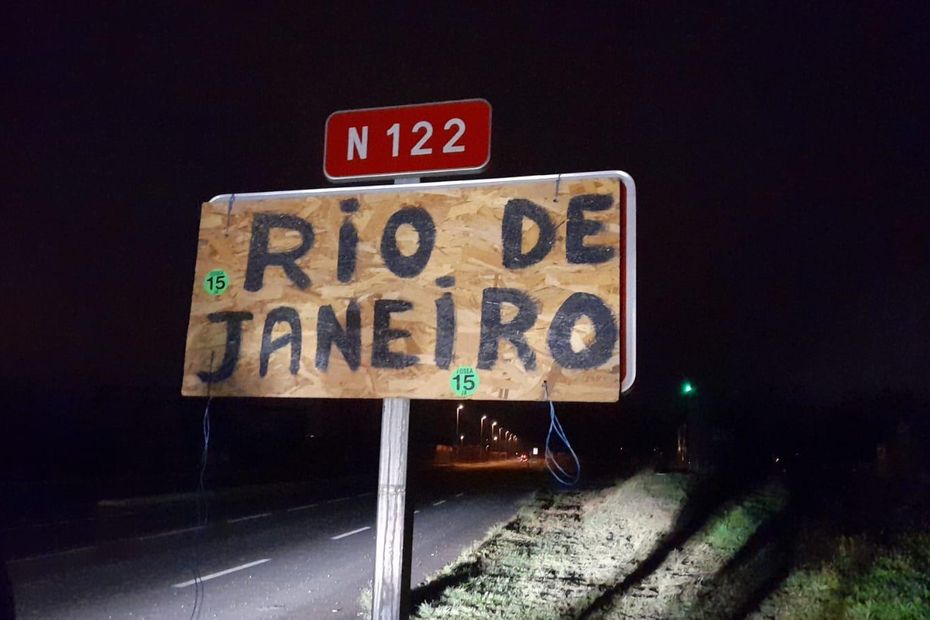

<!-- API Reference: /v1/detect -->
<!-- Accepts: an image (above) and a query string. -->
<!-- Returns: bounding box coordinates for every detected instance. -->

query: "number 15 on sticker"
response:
[204,269,229,296]
[450,366,479,397]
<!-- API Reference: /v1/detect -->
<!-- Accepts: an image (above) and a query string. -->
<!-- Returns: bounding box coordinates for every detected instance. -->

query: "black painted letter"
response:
[260,307,301,377]
[434,292,455,369]
[380,207,436,278]
[372,299,418,368]
[244,213,314,291]
[547,292,618,369]
[566,194,615,264]
[337,199,359,283]
[316,301,361,371]
[197,311,254,383]
[501,199,556,269]
[477,288,538,370]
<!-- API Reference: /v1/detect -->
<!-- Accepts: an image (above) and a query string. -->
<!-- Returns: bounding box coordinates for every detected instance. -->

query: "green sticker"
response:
[204,269,230,296]
[450,366,479,397]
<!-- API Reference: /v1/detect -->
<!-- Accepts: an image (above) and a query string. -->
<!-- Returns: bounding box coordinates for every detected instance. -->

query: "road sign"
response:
[324,99,491,181]
[182,171,635,401]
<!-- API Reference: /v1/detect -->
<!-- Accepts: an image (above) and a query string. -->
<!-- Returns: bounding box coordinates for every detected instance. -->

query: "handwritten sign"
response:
[182,172,635,402]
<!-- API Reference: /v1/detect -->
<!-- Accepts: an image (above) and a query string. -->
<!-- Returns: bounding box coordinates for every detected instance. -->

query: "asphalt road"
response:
[8,463,543,619]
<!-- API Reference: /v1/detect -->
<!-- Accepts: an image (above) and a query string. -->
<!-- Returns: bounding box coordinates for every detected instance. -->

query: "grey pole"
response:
[372,176,419,620]
[372,396,411,619]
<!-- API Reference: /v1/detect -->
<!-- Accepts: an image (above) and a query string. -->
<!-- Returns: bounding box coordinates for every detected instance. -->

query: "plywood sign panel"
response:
[182,172,635,402]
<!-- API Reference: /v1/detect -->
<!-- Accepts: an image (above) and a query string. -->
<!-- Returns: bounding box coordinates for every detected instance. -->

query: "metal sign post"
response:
[372,396,411,619]
[372,176,419,620]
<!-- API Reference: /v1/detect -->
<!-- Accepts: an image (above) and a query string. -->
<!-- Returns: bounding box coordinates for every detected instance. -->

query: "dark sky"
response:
[5,3,928,405]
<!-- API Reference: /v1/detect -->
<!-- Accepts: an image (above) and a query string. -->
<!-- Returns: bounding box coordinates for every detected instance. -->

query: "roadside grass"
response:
[703,486,786,554]
[847,535,930,620]
[361,469,929,619]
[358,581,371,618]
[409,471,691,619]
[591,483,788,619]
[754,532,930,620]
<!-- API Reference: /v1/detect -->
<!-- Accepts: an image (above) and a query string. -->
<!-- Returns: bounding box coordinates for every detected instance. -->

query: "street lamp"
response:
[679,379,697,472]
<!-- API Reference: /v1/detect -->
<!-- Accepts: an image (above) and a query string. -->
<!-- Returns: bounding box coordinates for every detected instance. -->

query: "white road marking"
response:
[414,510,420,514]
[172,558,270,588]
[13,545,96,563]
[289,492,368,512]
[432,499,447,506]
[454,492,465,498]
[228,512,272,524]
[137,525,205,541]
[331,526,371,540]
[0,516,95,533]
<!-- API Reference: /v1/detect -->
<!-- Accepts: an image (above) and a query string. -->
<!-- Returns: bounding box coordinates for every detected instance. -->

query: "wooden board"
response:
[182,172,635,402]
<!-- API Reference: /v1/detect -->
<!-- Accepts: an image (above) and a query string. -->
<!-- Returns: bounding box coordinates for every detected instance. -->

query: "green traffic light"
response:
[681,381,695,396]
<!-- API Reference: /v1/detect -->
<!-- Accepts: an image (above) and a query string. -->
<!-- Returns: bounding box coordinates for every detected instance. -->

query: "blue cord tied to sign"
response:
[544,381,581,486]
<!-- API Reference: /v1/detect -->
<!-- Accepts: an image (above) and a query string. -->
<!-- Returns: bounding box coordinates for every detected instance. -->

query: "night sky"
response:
[5,3,928,408]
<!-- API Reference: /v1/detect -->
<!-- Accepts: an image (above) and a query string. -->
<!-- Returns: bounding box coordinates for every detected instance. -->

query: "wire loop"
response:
[543,381,581,485]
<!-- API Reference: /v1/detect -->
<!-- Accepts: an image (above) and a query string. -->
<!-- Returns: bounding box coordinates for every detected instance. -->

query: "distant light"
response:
[681,380,695,396]
[532,447,539,455]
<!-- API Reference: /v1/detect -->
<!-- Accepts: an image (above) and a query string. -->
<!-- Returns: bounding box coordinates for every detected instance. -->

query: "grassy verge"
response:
[590,483,787,619]
[373,469,929,619]
[410,471,690,619]
[752,532,930,620]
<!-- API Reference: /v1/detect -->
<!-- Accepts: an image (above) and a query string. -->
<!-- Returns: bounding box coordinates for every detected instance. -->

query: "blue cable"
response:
[543,382,581,486]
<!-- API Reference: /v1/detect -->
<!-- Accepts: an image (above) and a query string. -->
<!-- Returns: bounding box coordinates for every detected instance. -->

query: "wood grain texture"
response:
[182,173,631,402]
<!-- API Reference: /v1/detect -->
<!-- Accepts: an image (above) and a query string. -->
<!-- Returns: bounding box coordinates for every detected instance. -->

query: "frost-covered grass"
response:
[590,483,787,620]
[373,469,930,619]
[410,471,690,619]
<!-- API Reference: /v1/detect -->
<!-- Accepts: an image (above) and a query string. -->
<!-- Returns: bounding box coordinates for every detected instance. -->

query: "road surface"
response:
[8,463,543,619]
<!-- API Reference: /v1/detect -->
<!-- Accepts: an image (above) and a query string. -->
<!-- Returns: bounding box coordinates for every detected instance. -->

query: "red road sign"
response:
[324,99,491,181]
